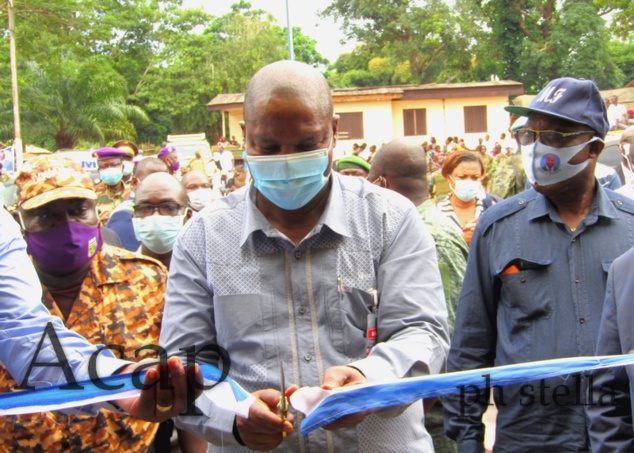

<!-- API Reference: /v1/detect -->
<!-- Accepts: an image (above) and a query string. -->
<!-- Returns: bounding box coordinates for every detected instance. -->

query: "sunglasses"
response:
[515,128,595,148]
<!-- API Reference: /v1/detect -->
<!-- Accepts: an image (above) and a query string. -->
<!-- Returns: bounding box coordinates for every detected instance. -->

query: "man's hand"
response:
[236,387,296,451]
[115,356,202,423]
[321,366,371,430]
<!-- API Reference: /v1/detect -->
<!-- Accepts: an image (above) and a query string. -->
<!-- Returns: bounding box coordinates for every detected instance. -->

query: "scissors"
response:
[278,360,289,439]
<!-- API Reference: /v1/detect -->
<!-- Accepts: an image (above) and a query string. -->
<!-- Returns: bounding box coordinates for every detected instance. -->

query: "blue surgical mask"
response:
[132,214,186,254]
[521,137,599,186]
[100,167,123,186]
[246,146,330,210]
[450,177,482,202]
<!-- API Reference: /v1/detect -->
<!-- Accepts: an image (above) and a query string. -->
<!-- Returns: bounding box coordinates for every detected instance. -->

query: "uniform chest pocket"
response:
[499,259,554,325]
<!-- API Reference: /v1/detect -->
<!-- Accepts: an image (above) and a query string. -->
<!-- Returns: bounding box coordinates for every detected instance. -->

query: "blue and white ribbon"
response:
[4,355,634,434]
[291,354,634,435]
[0,363,254,417]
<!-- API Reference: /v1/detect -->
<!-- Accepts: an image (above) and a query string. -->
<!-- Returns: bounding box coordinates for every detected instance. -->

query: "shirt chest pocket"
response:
[335,287,375,359]
[499,259,555,325]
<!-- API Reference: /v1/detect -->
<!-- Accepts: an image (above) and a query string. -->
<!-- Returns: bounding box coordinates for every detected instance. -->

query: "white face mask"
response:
[188,188,215,211]
[122,160,134,176]
[450,177,482,202]
[521,137,599,186]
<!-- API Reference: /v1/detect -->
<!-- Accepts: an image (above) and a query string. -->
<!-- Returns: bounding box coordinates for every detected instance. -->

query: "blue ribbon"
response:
[0,363,250,414]
[299,354,634,435]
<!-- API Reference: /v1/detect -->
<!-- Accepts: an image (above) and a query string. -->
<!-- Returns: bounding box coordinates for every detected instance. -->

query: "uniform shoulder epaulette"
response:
[606,190,634,215]
[476,190,538,233]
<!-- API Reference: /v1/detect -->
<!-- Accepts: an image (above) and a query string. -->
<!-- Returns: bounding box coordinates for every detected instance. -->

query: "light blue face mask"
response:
[99,167,123,186]
[132,214,186,254]
[246,146,330,211]
[450,177,482,202]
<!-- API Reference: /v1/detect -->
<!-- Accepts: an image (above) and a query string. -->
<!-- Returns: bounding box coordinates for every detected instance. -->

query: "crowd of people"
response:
[3,61,634,453]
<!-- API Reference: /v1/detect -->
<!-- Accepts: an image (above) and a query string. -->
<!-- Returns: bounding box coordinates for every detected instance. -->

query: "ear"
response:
[589,139,605,159]
[331,115,339,148]
[239,121,246,143]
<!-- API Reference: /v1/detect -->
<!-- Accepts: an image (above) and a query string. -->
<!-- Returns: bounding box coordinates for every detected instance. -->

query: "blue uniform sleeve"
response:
[0,209,123,387]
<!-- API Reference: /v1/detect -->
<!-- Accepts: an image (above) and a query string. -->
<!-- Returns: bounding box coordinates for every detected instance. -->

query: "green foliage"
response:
[323,0,474,85]
[595,0,634,40]
[324,0,631,90]
[607,39,634,85]
[0,0,328,148]
[13,54,148,150]
[275,26,330,67]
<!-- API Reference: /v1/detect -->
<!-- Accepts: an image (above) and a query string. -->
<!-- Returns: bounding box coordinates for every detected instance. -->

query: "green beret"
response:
[337,156,371,172]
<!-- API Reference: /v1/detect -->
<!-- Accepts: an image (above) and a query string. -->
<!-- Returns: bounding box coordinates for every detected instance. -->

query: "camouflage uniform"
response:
[430,169,451,204]
[94,181,131,224]
[0,244,166,453]
[417,200,467,333]
[418,200,468,453]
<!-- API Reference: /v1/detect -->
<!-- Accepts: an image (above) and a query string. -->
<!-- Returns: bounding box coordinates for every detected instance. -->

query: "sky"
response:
[181,0,357,63]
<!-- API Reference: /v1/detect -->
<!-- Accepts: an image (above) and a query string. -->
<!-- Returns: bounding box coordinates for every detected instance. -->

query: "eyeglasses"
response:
[515,128,595,148]
[367,175,386,188]
[134,202,186,218]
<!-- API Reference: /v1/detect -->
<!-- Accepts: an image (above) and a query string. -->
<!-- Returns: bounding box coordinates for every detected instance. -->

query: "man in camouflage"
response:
[112,139,141,184]
[93,147,132,223]
[367,139,468,453]
[0,155,166,452]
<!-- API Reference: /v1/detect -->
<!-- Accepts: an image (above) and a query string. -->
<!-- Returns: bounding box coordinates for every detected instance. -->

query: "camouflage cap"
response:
[16,155,96,210]
[112,139,139,158]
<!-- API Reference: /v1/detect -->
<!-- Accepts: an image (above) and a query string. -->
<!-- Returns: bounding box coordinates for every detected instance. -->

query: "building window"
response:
[464,106,488,133]
[336,112,364,140]
[403,108,427,136]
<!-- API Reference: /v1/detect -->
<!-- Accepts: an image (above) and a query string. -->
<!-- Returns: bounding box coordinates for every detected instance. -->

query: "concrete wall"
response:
[221,94,516,158]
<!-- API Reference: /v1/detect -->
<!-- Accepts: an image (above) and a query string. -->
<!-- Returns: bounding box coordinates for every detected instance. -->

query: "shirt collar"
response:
[239,172,351,247]
[528,181,619,221]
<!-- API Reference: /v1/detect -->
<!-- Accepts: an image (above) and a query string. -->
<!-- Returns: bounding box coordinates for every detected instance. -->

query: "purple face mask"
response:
[170,161,180,172]
[26,222,103,274]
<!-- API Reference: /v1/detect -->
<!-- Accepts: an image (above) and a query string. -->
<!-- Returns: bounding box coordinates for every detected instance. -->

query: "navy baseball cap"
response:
[505,77,609,139]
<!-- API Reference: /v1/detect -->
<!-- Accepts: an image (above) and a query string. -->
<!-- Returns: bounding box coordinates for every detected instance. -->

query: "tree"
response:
[322,0,476,85]
[595,0,634,40]
[15,54,148,150]
[275,25,329,68]
[0,0,329,148]
[324,0,629,90]
[131,1,329,142]
[607,38,634,85]
[483,0,623,91]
